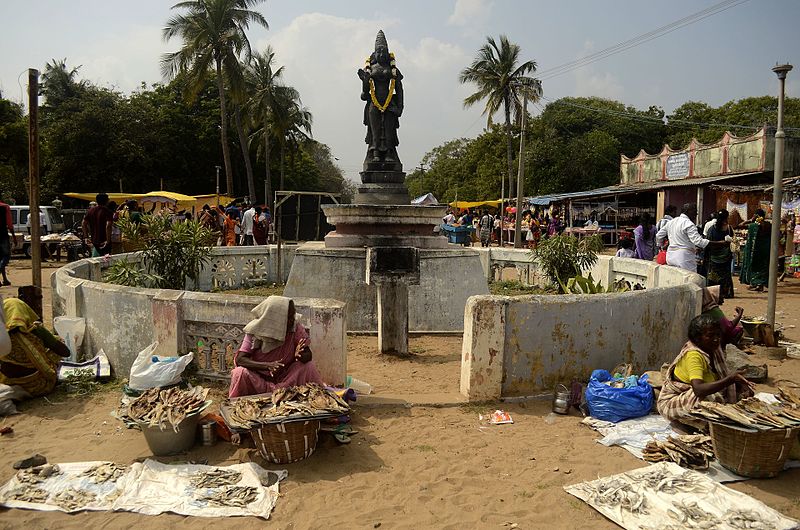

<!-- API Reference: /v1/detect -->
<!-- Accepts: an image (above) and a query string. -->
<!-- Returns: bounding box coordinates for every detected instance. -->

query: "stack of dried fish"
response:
[633,467,710,495]
[225,383,349,429]
[3,486,49,504]
[126,386,209,432]
[52,488,96,511]
[642,435,714,470]
[667,500,716,528]
[199,486,258,508]
[692,398,800,431]
[778,386,800,407]
[82,462,128,483]
[577,478,648,515]
[16,464,61,485]
[191,469,242,488]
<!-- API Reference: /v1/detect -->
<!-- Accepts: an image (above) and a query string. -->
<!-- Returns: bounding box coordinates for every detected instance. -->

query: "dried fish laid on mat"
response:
[16,464,61,485]
[692,399,800,430]
[3,486,49,504]
[642,434,714,471]
[629,467,711,494]
[778,386,800,407]
[81,462,128,483]
[126,385,209,432]
[52,488,97,511]
[199,486,259,508]
[226,383,349,428]
[668,500,718,529]
[573,478,648,516]
[190,469,243,488]
[724,508,772,530]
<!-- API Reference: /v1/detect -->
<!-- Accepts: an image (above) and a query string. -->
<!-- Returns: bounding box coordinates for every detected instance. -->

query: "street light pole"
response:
[215,165,221,208]
[767,63,792,327]
[514,90,528,248]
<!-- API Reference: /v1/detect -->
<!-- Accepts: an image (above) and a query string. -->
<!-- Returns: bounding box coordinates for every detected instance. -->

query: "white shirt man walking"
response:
[656,203,727,271]
[241,205,256,246]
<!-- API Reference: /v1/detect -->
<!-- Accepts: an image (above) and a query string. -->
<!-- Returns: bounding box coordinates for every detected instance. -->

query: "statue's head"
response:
[373,30,390,64]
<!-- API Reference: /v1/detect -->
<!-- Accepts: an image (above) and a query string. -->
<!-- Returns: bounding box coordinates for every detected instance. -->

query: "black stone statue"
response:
[358,30,404,172]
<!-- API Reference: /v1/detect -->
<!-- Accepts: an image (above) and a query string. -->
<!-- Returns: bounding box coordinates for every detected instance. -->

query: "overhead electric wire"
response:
[534,0,750,81]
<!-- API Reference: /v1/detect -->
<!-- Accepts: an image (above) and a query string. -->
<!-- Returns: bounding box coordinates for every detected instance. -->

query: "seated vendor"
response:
[701,286,744,348]
[229,295,324,398]
[657,314,754,429]
[1,297,70,397]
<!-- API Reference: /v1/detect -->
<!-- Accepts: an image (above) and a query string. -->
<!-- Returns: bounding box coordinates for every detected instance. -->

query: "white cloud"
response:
[261,13,475,181]
[571,41,624,100]
[447,0,493,27]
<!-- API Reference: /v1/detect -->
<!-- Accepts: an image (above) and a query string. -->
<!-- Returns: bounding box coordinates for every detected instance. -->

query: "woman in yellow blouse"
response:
[657,314,754,429]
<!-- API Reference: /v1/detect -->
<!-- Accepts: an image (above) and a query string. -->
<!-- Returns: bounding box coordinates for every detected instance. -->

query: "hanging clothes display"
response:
[726,199,748,221]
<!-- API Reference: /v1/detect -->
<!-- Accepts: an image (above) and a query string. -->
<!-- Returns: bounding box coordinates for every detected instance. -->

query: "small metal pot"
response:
[553,384,570,415]
[199,420,217,446]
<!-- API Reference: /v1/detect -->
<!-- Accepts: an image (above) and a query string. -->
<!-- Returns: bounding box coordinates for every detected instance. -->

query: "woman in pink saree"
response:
[228,296,324,398]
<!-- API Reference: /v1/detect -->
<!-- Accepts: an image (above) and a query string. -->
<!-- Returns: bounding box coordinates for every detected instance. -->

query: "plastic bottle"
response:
[346,375,372,395]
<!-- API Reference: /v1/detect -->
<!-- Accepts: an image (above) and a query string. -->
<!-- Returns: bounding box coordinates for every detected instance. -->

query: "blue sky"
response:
[1,0,798,183]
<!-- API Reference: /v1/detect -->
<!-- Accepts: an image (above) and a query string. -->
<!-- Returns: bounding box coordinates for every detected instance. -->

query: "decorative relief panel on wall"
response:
[184,320,245,379]
[209,255,271,290]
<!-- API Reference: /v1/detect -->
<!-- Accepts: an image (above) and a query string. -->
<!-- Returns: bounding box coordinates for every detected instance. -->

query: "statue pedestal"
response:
[355,170,408,205]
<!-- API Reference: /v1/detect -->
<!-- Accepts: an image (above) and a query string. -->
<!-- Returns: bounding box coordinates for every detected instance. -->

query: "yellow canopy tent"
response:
[63,192,143,203]
[448,199,503,210]
[193,194,237,210]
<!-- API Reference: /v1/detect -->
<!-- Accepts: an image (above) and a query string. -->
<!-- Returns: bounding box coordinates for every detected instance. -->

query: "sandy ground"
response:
[0,258,799,528]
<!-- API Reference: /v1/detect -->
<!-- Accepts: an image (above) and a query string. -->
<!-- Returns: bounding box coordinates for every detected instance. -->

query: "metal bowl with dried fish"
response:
[124,386,212,432]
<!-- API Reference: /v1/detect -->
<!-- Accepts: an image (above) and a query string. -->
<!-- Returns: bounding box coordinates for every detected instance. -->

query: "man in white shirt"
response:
[656,205,677,233]
[240,205,256,246]
[702,212,718,237]
[656,203,728,271]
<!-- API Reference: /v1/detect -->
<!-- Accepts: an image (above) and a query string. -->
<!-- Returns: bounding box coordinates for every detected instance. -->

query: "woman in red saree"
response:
[228,296,324,398]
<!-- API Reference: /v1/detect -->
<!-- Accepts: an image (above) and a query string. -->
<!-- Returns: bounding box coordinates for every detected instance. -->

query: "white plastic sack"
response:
[0,384,31,416]
[53,316,85,362]
[128,342,194,391]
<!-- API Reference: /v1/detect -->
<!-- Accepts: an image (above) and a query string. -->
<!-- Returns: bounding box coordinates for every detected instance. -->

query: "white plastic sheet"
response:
[0,459,287,519]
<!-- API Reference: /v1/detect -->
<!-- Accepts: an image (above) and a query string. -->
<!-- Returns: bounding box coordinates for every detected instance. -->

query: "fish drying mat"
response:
[565,462,798,530]
[0,459,287,519]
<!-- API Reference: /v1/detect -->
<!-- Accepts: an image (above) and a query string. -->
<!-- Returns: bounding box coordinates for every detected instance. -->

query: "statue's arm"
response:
[394,74,404,116]
[358,68,370,101]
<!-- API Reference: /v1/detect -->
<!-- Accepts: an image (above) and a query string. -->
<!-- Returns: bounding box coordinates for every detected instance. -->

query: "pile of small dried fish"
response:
[642,434,714,470]
[226,383,349,428]
[692,398,800,430]
[126,386,209,432]
[668,500,717,529]
[3,486,49,504]
[82,462,128,483]
[724,508,771,529]
[631,467,710,494]
[579,478,648,515]
[191,469,242,488]
[778,386,800,407]
[52,488,97,511]
[199,486,258,508]
[16,464,61,485]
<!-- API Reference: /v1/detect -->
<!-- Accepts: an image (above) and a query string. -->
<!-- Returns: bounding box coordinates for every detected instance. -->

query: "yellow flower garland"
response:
[364,53,397,113]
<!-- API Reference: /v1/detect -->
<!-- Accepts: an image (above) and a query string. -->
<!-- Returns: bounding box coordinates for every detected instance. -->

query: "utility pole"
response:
[514,90,528,248]
[767,63,793,327]
[28,68,42,292]
[415,164,428,194]
[215,165,221,208]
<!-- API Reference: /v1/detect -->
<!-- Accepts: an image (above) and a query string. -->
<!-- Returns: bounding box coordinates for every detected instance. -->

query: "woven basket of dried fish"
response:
[251,419,321,464]
[710,422,800,478]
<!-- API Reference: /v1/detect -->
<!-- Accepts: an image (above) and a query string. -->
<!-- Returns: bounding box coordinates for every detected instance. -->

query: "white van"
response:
[10,206,66,256]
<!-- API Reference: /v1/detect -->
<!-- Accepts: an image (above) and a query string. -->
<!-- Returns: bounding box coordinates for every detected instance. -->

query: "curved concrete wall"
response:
[51,245,346,386]
[461,253,705,400]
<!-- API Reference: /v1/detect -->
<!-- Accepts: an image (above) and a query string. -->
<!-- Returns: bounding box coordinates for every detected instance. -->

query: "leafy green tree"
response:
[271,88,312,191]
[161,0,268,196]
[459,35,542,199]
[0,94,28,202]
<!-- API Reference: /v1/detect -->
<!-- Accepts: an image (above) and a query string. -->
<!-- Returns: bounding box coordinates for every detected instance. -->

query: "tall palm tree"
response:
[459,35,542,200]
[41,58,86,108]
[271,87,312,191]
[244,46,292,210]
[161,0,268,196]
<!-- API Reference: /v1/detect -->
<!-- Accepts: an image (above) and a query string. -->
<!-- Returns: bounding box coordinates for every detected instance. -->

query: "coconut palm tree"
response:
[271,87,312,191]
[161,0,268,196]
[244,46,293,210]
[41,58,86,108]
[459,35,542,200]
